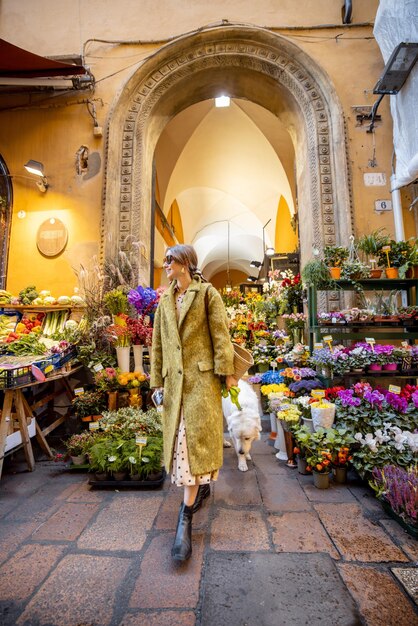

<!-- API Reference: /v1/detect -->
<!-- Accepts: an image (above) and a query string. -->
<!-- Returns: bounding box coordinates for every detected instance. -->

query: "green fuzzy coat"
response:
[150,277,234,476]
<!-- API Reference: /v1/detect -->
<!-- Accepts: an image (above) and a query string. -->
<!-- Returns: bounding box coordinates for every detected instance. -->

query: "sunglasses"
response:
[163,254,175,265]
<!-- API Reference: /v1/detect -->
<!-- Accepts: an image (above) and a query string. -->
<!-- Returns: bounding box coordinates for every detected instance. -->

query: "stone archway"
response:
[103,25,353,284]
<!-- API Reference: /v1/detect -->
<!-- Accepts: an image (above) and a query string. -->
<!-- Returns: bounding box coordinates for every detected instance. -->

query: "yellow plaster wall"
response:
[275,196,298,252]
[1,0,414,295]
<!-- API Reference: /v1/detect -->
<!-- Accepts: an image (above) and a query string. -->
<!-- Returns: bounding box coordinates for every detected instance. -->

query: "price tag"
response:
[74,387,85,396]
[365,338,375,351]
[382,245,391,252]
[388,385,401,395]
[136,436,147,446]
[93,363,104,372]
[89,421,100,431]
[311,389,326,398]
[45,364,54,374]
[381,246,391,268]
[401,341,409,349]
[323,335,333,342]
[322,335,333,352]
[270,361,277,371]
[314,343,323,350]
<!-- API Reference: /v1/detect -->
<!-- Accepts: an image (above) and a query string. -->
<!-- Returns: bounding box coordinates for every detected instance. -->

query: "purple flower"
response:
[298,367,317,379]
[363,389,385,407]
[247,375,262,384]
[337,389,361,407]
[384,392,408,413]
[128,286,158,315]
[412,390,418,408]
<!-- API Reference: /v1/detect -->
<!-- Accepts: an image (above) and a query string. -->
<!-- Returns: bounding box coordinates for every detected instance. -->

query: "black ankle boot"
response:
[192,483,210,514]
[171,502,193,561]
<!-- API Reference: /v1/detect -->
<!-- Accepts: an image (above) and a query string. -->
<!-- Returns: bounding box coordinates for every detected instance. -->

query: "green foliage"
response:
[357,229,390,258]
[323,246,349,267]
[301,259,332,288]
[72,391,107,419]
[104,289,129,315]
[377,240,412,269]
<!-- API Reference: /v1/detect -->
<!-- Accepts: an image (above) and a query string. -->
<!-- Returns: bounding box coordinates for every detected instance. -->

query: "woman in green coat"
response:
[151,244,237,561]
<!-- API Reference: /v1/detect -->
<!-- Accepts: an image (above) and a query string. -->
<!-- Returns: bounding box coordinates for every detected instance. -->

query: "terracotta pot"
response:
[329,267,341,279]
[368,364,382,371]
[385,267,399,279]
[113,471,128,481]
[369,269,382,278]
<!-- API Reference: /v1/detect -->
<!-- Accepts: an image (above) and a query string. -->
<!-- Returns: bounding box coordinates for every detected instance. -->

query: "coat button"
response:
[177,345,181,350]
[178,369,182,374]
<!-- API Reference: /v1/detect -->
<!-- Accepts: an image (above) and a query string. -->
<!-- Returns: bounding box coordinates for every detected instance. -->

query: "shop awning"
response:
[0,38,86,78]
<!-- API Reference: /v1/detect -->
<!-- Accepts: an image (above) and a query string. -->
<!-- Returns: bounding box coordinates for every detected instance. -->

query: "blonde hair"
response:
[166,244,206,281]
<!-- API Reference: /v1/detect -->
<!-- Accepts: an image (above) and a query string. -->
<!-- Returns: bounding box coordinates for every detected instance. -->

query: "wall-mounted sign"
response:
[363,173,387,186]
[36,218,68,257]
[374,199,393,212]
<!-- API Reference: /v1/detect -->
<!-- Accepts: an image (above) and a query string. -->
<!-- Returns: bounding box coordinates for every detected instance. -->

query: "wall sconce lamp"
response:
[360,42,418,133]
[24,160,49,192]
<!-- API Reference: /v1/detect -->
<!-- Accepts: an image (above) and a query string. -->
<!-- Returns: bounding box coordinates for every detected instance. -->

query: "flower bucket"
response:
[311,405,335,431]
[133,344,145,373]
[274,417,288,460]
[333,466,347,484]
[107,391,118,411]
[297,456,309,475]
[368,364,382,372]
[269,412,277,440]
[116,346,130,372]
[385,267,399,279]
[313,471,330,489]
[302,417,314,433]
[329,267,341,279]
[233,343,254,379]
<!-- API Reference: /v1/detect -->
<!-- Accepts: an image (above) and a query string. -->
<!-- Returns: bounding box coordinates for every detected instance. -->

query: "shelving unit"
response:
[308,278,418,351]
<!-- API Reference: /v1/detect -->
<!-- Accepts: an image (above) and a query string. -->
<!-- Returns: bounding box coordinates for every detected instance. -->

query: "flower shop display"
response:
[370,465,417,537]
[83,406,164,483]
[281,312,306,345]
[357,228,390,277]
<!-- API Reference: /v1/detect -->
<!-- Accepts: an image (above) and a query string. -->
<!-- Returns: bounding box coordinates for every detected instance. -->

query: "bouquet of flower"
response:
[128,286,160,316]
[282,312,306,330]
[64,431,95,457]
[117,371,149,390]
[278,272,303,314]
[277,403,301,426]
[94,367,120,392]
[126,315,153,346]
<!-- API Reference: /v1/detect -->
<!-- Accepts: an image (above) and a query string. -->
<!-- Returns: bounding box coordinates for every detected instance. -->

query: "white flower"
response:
[354,433,364,442]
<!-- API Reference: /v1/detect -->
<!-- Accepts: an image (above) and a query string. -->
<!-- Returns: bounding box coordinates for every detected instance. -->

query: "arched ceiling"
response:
[155,98,296,279]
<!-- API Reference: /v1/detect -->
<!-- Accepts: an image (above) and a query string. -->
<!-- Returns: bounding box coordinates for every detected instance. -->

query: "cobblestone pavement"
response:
[0,434,417,626]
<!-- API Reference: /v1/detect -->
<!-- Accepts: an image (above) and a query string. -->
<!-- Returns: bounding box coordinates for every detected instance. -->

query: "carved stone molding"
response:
[103,26,352,295]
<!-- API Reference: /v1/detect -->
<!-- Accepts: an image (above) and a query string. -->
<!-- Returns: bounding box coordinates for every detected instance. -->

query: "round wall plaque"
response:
[36,218,68,257]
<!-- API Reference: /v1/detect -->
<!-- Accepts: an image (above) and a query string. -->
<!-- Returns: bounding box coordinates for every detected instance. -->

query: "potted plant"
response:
[377,240,411,278]
[105,317,132,372]
[64,431,95,465]
[329,428,355,484]
[94,367,122,410]
[324,246,349,279]
[276,403,301,467]
[72,390,107,422]
[310,398,336,430]
[340,259,370,281]
[357,229,390,278]
[291,423,314,474]
[88,437,114,480]
[370,465,418,538]
[301,258,332,288]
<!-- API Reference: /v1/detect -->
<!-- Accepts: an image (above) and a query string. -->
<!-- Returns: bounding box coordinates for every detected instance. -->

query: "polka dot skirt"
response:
[171,410,219,487]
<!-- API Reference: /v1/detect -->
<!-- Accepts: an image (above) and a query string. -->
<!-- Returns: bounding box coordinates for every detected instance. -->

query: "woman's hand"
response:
[225,374,238,391]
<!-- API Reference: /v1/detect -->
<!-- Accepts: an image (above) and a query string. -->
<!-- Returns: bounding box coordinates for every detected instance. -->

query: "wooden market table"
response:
[0,365,82,479]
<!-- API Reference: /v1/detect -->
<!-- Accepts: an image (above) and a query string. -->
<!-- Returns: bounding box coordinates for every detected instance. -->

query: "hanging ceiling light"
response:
[265,247,275,257]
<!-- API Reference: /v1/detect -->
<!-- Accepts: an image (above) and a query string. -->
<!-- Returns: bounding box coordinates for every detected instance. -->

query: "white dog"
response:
[222,380,262,471]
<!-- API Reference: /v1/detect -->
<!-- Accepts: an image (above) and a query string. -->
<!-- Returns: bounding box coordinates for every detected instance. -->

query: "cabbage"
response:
[57,296,71,305]
[39,290,51,298]
[64,319,78,330]
[71,295,84,305]
[43,296,56,305]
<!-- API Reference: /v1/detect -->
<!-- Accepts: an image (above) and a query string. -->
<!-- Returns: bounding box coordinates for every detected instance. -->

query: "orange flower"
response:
[316,464,323,471]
